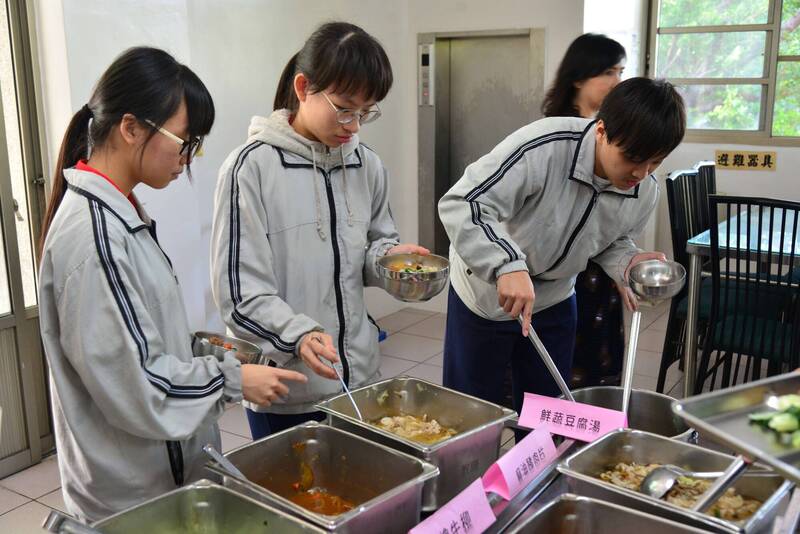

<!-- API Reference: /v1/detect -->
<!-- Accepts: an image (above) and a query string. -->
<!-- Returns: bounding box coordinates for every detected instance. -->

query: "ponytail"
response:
[273,53,299,111]
[38,105,93,260]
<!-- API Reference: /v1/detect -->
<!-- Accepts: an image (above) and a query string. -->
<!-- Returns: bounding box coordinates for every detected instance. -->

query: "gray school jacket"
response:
[438,117,659,320]
[210,110,400,414]
[38,168,243,522]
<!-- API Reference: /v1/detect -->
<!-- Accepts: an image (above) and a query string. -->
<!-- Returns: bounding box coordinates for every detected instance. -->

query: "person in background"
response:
[438,78,686,420]
[37,47,306,522]
[211,22,427,440]
[542,33,629,388]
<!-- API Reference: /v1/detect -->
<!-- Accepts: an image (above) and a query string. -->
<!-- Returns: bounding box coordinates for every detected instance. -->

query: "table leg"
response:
[683,254,702,396]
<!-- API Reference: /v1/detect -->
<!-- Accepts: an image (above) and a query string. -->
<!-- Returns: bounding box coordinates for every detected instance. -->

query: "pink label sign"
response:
[409,478,495,534]
[519,393,627,442]
[482,428,557,500]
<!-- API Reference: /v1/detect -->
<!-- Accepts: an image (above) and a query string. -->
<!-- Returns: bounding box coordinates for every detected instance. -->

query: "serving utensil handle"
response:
[518,317,574,402]
[42,511,103,534]
[621,310,641,415]
[691,455,749,513]
[203,443,247,480]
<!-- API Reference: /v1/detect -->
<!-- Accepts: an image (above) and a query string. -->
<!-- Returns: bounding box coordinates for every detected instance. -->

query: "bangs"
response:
[180,66,215,138]
[310,31,393,102]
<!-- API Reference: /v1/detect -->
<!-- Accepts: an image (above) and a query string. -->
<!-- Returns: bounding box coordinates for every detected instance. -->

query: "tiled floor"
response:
[0,305,674,532]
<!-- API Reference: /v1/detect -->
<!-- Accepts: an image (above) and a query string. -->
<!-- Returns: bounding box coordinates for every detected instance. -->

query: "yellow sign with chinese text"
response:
[715,150,776,171]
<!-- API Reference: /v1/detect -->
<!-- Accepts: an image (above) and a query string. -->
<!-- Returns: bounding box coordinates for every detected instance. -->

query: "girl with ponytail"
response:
[211,22,427,438]
[38,46,305,521]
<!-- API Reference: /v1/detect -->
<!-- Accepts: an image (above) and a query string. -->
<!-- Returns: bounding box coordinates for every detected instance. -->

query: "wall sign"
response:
[715,150,776,171]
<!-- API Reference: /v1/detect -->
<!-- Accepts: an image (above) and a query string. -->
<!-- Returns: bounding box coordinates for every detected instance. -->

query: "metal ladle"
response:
[622,260,686,415]
[625,261,752,512]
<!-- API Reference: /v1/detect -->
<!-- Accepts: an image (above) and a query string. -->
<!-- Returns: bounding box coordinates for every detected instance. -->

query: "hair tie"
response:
[82,103,93,117]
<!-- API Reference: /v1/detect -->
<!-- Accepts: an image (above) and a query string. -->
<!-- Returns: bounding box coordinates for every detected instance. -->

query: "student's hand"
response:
[621,251,668,311]
[297,332,339,380]
[241,364,307,406]
[616,283,638,312]
[387,244,430,256]
[497,271,535,336]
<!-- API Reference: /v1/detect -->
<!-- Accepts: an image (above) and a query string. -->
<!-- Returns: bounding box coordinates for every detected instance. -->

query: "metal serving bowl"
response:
[628,259,686,302]
[192,331,266,365]
[376,253,449,302]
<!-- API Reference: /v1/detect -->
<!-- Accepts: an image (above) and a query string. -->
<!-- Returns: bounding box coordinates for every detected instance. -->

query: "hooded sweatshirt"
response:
[211,110,400,414]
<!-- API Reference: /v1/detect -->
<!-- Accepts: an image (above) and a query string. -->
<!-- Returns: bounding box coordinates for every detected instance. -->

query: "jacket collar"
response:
[568,121,641,198]
[63,167,151,233]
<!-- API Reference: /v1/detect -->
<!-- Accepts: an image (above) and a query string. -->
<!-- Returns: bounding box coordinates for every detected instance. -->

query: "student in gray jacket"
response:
[211,22,426,439]
[37,48,305,522]
[438,78,686,416]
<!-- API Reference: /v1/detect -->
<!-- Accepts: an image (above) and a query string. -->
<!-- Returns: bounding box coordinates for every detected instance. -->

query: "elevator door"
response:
[449,35,538,189]
[417,30,544,256]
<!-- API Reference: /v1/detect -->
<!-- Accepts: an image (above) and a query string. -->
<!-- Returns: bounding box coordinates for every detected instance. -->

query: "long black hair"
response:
[542,33,626,118]
[273,21,393,111]
[39,46,215,256]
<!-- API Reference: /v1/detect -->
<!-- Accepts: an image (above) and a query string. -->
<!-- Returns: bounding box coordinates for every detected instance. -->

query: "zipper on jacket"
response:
[321,171,351,385]
[543,190,598,274]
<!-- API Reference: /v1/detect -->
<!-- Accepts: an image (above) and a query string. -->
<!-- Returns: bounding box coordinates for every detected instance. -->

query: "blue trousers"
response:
[443,286,577,416]
[245,409,326,440]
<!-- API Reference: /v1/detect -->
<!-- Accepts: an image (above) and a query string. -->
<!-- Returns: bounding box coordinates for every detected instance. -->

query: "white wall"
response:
[34,0,583,325]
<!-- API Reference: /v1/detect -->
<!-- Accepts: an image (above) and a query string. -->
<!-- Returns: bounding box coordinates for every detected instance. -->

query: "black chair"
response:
[656,162,716,392]
[694,196,800,393]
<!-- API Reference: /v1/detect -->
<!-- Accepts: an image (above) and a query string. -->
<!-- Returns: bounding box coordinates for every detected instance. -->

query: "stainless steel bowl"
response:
[376,253,449,302]
[563,387,696,442]
[628,260,686,302]
[192,331,266,365]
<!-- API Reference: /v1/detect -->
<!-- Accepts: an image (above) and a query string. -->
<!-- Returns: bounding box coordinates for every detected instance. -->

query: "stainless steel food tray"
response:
[673,372,800,486]
[93,479,324,533]
[557,429,792,533]
[205,421,437,533]
[315,376,516,511]
[507,493,709,533]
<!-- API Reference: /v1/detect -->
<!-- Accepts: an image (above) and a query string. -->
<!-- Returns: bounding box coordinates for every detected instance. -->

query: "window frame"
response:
[647,0,800,146]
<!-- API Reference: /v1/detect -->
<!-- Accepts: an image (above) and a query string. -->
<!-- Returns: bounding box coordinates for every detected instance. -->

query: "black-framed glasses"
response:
[321,93,381,125]
[144,119,204,159]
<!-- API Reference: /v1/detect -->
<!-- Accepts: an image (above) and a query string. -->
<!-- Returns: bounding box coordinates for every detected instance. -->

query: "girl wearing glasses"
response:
[211,22,426,438]
[38,47,306,521]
